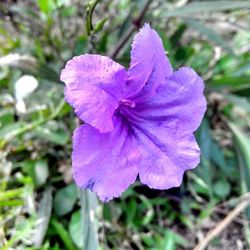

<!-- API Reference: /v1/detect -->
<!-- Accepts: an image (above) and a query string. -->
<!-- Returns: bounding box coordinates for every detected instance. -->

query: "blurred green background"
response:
[1,0,250,249]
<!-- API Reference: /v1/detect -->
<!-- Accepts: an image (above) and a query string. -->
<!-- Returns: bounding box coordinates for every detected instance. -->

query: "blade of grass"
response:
[229,122,250,247]
[209,75,250,87]
[185,19,234,54]
[164,1,250,18]
[229,123,250,174]
[0,188,23,201]
[0,200,24,207]
[51,218,77,250]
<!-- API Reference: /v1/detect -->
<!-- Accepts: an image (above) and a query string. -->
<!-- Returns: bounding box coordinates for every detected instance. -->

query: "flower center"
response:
[120,99,136,108]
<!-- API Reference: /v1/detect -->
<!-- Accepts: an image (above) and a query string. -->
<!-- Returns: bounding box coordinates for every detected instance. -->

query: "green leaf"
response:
[209,75,250,87]
[163,230,175,250]
[163,230,188,250]
[34,125,70,145]
[185,19,234,54]
[34,159,49,187]
[37,0,56,14]
[32,188,53,247]
[164,1,250,17]
[38,64,59,82]
[22,159,48,187]
[210,141,228,174]
[0,108,14,127]
[93,17,108,33]
[214,180,231,198]
[120,197,137,225]
[195,119,213,193]
[54,184,78,216]
[69,210,83,249]
[61,6,77,17]
[196,119,212,160]
[188,172,210,196]
[231,85,250,97]
[73,35,88,56]
[139,195,154,226]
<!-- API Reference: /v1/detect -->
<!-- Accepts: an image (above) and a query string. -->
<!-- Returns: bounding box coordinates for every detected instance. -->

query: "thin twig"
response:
[110,0,152,59]
[110,27,135,59]
[194,193,250,250]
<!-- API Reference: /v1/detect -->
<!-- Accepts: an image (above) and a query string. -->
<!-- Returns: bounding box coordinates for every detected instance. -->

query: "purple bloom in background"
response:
[60,24,206,202]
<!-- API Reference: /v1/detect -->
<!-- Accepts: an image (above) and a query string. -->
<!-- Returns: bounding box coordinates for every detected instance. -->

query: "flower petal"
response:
[61,54,127,132]
[125,23,173,101]
[72,116,140,201]
[131,67,206,136]
[134,122,200,189]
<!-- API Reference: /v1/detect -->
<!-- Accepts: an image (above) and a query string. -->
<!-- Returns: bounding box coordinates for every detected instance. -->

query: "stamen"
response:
[120,99,136,108]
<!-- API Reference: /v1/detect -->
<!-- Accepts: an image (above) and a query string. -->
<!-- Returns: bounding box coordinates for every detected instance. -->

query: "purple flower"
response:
[60,24,206,202]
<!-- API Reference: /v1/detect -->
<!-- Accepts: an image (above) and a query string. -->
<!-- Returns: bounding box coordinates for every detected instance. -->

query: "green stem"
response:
[86,0,101,36]
[80,189,99,250]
